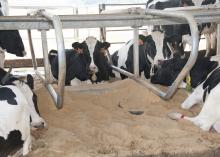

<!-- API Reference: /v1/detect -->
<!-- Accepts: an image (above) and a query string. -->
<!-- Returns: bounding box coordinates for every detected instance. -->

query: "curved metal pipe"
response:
[145,10,199,99]
[39,10,66,109]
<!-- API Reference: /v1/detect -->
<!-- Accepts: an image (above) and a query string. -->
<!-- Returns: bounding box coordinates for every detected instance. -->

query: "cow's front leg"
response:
[181,84,203,109]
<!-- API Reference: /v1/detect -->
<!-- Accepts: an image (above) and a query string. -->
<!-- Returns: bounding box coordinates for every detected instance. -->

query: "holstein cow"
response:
[150,51,218,87]
[112,35,152,79]
[111,33,182,79]
[168,67,220,131]
[49,36,112,85]
[0,68,46,156]
[0,1,26,68]
[146,0,219,57]
[0,2,26,68]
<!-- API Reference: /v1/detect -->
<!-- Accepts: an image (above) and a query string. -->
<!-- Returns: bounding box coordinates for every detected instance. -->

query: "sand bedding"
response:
[27,79,220,157]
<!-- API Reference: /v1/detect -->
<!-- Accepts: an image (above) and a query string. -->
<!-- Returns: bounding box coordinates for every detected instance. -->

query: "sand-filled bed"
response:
[28,79,220,157]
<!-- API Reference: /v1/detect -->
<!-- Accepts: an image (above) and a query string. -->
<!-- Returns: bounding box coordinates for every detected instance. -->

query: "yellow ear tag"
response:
[186,75,192,93]
[92,73,97,82]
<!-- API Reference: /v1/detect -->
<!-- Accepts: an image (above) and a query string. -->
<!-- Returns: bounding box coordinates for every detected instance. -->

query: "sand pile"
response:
[28,79,220,157]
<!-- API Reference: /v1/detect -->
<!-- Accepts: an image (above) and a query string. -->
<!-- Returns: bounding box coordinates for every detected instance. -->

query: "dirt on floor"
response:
[28,79,220,157]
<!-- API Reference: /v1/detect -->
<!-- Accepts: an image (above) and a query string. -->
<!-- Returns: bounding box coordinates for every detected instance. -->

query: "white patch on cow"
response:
[113,40,134,78]
[117,40,134,69]
[70,78,92,86]
[181,83,204,109]
[0,85,31,155]
[151,31,165,64]
[13,80,46,127]
[0,47,5,68]
[85,36,98,73]
[211,55,220,63]
[147,0,170,7]
[0,0,9,15]
[185,83,220,131]
[182,34,192,50]
[213,120,220,133]
[178,81,187,89]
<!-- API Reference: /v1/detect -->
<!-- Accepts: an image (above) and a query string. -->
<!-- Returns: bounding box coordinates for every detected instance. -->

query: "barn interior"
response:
[1,0,220,157]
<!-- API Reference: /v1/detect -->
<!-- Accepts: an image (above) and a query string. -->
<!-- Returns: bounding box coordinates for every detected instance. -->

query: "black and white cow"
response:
[49,36,112,85]
[0,4,26,69]
[0,68,46,156]
[146,0,219,57]
[150,51,218,87]
[111,33,183,79]
[168,66,220,131]
[112,35,152,79]
[0,1,26,68]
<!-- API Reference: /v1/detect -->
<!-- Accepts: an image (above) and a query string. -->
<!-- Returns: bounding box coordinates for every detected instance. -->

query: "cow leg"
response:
[211,32,217,50]
[181,84,203,109]
[22,133,31,156]
[22,121,31,156]
[205,34,211,57]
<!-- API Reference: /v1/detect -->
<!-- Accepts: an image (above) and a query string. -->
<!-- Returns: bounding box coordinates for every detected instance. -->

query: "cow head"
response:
[72,36,111,82]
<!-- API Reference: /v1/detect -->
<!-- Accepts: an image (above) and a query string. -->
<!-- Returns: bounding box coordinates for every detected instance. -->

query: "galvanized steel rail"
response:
[1,5,219,108]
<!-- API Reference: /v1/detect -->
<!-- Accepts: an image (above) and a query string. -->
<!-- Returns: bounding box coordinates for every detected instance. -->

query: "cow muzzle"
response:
[89,63,98,73]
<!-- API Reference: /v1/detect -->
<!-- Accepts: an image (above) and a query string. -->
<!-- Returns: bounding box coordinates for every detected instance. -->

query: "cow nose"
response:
[90,64,98,73]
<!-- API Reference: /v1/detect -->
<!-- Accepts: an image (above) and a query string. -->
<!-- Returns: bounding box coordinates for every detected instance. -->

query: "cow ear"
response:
[102,42,110,49]
[139,34,147,43]
[72,42,83,49]
[27,74,34,90]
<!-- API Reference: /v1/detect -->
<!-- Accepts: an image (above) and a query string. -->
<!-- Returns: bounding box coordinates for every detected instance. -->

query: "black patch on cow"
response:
[0,30,25,57]
[203,67,220,93]
[203,87,208,102]
[151,54,219,87]
[49,49,90,85]
[201,0,216,5]
[202,67,220,102]
[180,0,195,6]
[0,87,17,105]
[26,74,34,90]
[0,130,24,157]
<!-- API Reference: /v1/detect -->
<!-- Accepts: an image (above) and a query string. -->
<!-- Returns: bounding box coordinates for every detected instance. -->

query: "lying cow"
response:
[0,68,46,156]
[49,36,112,85]
[150,50,218,87]
[111,34,152,79]
[111,33,183,79]
[168,67,220,131]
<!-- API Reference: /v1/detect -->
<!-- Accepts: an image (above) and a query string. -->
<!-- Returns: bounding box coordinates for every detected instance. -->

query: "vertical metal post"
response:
[217,24,220,57]
[99,4,107,42]
[28,29,38,70]
[73,7,79,42]
[133,27,139,77]
[41,30,50,83]
[39,10,66,109]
